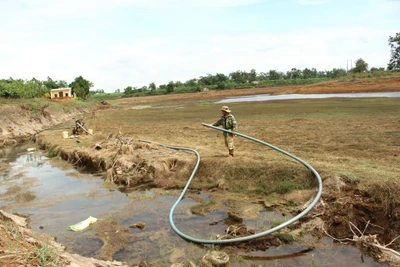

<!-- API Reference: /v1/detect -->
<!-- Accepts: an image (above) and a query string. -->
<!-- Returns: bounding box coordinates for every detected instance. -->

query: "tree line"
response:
[1,32,399,99]
[0,59,384,99]
[120,58,381,97]
[0,76,93,99]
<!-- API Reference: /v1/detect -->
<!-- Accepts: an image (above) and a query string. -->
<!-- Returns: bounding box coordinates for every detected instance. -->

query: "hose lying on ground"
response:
[29,121,93,143]
[29,126,75,143]
[139,124,322,244]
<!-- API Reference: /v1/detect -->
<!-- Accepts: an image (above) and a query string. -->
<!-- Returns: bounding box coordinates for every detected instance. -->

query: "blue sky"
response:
[0,0,399,92]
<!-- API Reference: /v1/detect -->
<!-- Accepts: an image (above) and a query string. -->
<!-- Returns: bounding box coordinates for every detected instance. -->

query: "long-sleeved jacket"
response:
[212,114,237,136]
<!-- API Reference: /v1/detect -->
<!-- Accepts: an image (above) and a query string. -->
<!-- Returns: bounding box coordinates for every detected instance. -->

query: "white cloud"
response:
[296,0,328,5]
[0,23,392,91]
[2,0,268,16]
[191,0,268,7]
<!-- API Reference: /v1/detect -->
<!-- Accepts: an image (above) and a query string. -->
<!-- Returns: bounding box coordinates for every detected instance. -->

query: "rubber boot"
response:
[229,149,234,157]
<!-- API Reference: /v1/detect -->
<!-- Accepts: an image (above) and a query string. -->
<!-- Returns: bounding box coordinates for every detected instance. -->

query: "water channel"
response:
[0,144,387,266]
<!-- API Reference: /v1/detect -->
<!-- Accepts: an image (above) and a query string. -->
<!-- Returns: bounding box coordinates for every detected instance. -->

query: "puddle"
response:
[0,146,388,266]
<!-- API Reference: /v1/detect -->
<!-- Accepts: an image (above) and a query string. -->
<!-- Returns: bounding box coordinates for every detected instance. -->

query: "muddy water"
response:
[0,146,387,267]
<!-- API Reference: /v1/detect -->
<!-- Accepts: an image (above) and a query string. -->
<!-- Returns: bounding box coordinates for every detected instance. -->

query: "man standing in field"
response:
[203,106,237,157]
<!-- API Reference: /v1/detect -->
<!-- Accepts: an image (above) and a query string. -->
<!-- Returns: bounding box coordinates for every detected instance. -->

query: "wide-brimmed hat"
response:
[221,106,231,113]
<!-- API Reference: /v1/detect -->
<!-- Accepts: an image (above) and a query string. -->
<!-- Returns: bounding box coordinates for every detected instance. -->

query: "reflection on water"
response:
[0,145,44,180]
[0,148,387,266]
[217,91,400,103]
[73,237,104,258]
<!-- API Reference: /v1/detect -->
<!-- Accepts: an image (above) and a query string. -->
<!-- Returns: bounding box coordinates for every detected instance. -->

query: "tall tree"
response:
[327,68,347,78]
[302,68,317,79]
[184,79,197,87]
[0,78,20,98]
[286,68,302,79]
[57,80,68,88]
[317,71,326,78]
[69,76,93,99]
[198,74,215,86]
[29,78,46,98]
[43,76,58,89]
[268,70,282,80]
[388,32,400,69]
[229,70,247,84]
[166,81,174,94]
[138,86,147,92]
[73,84,85,99]
[248,69,257,82]
[353,58,368,73]
[257,72,268,80]
[214,73,228,83]
[149,82,156,91]
[123,86,134,96]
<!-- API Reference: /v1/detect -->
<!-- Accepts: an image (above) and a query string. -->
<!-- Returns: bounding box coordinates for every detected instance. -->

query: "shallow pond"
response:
[217,91,400,103]
[0,145,387,266]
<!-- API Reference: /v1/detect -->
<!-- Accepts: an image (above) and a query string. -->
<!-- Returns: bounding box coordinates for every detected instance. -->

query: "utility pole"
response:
[346,59,353,74]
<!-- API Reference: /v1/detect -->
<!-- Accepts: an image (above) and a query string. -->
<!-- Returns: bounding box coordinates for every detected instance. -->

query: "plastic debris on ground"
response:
[67,216,98,231]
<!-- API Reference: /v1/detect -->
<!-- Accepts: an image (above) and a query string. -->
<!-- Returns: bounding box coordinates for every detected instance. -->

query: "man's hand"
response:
[231,131,236,136]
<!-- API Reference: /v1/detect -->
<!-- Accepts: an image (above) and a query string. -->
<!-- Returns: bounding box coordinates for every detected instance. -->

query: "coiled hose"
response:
[141,124,323,244]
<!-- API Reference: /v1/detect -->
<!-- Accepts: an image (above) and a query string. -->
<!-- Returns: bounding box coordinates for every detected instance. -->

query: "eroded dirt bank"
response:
[0,102,89,145]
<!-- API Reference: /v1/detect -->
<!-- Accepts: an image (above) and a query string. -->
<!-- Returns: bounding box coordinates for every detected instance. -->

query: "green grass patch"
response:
[89,92,124,101]
[232,185,248,193]
[227,167,267,180]
[336,170,360,185]
[29,244,67,267]
[48,144,59,157]
[255,182,269,194]
[275,233,295,243]
[199,198,216,207]
[76,141,89,147]
[273,179,304,194]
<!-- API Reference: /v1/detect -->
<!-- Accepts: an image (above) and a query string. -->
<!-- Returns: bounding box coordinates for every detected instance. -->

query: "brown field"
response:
[1,74,400,266]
